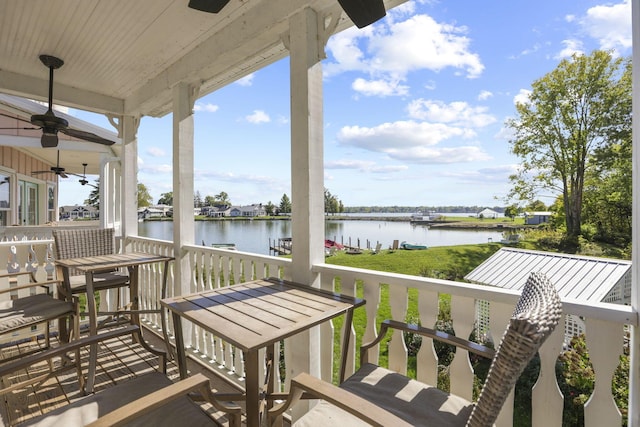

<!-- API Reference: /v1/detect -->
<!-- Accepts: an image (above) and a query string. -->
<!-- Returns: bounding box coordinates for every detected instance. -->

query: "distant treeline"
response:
[343,206,505,214]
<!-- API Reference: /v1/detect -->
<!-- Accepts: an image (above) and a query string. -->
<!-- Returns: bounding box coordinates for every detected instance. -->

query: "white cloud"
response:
[194,102,219,113]
[478,90,493,101]
[236,73,255,86]
[555,39,584,59]
[146,147,166,157]
[513,89,531,106]
[325,12,484,97]
[580,0,631,52]
[352,78,409,97]
[325,159,408,173]
[407,99,496,127]
[245,110,270,124]
[336,120,488,164]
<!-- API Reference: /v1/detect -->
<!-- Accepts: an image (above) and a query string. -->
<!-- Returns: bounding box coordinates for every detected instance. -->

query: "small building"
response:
[138,207,165,220]
[524,211,553,225]
[229,204,266,217]
[59,205,99,220]
[477,208,498,219]
[465,247,632,344]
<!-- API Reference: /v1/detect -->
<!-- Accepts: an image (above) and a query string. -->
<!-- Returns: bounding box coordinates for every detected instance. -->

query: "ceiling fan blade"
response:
[188,0,231,13]
[41,133,59,148]
[0,111,37,125]
[337,0,386,28]
[59,128,115,145]
[59,172,68,178]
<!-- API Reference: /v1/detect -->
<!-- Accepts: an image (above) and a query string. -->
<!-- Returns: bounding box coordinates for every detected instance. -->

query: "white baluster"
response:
[449,295,475,401]
[584,318,623,427]
[387,284,408,374]
[416,289,438,385]
[532,321,564,427]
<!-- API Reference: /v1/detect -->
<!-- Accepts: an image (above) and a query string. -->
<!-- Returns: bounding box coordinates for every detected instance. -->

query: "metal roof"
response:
[464,248,631,303]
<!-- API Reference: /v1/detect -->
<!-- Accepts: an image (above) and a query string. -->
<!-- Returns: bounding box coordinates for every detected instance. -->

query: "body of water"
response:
[139,219,505,255]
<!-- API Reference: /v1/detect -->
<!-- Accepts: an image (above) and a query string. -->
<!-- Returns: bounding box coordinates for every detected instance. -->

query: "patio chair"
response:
[1,324,202,427]
[52,228,130,328]
[0,270,79,393]
[269,271,562,427]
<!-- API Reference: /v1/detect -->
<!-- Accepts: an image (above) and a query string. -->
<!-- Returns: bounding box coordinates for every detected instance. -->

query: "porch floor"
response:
[0,327,253,426]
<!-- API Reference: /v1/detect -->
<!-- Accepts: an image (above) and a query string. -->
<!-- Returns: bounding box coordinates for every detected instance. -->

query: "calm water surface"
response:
[138,219,505,255]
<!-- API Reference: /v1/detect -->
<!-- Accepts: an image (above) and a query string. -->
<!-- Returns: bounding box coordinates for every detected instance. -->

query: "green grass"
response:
[323,243,503,382]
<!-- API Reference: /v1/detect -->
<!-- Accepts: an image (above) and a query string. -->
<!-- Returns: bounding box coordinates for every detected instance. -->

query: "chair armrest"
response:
[0,271,62,296]
[0,325,139,378]
[268,372,413,427]
[360,319,495,365]
[86,373,241,427]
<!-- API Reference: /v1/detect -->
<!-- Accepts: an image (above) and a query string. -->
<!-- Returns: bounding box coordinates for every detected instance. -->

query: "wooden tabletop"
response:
[54,253,174,273]
[161,278,365,352]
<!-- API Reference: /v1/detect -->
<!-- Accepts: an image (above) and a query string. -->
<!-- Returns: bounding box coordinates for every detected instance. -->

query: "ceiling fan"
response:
[32,150,78,179]
[187,0,386,28]
[0,55,116,148]
[77,163,98,189]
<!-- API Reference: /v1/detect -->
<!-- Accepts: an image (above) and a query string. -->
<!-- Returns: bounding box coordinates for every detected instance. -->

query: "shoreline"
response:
[144,215,528,230]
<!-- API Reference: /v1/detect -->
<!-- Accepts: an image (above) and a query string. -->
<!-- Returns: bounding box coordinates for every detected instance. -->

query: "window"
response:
[0,173,9,226]
[18,180,39,226]
[47,184,56,223]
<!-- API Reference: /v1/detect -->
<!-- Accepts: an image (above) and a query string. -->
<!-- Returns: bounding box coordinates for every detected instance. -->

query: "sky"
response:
[59,0,633,208]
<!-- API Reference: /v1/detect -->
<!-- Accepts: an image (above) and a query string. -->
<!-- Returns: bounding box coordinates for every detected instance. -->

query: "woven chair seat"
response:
[296,363,473,427]
[67,271,130,293]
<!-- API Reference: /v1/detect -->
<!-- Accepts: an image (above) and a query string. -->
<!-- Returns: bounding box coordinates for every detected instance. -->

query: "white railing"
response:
[1,236,636,426]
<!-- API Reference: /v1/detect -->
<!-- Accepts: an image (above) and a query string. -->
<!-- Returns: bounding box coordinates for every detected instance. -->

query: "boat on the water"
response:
[211,243,237,250]
[400,241,428,250]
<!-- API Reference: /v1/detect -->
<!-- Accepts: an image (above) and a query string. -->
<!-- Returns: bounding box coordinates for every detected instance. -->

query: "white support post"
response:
[629,1,640,426]
[287,7,325,420]
[172,82,197,302]
[121,115,139,242]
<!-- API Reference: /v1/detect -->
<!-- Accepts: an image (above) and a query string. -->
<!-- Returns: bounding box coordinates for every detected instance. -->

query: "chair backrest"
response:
[466,271,562,427]
[52,228,117,276]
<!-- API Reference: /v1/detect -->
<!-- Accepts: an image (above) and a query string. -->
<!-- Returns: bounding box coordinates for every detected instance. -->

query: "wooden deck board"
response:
[0,328,249,427]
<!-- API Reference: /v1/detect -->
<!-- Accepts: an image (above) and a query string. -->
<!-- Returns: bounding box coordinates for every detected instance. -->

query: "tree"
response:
[504,205,518,221]
[194,191,203,208]
[157,192,173,205]
[214,191,231,207]
[84,179,100,209]
[279,194,291,214]
[265,201,276,216]
[204,195,216,207]
[324,188,344,215]
[137,183,153,207]
[507,50,631,247]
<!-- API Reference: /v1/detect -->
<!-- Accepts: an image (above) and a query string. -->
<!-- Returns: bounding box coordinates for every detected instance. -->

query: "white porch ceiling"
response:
[0,0,405,119]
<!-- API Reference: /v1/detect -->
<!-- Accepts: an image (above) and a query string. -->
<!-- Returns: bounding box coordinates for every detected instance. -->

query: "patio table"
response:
[55,252,173,393]
[161,277,365,427]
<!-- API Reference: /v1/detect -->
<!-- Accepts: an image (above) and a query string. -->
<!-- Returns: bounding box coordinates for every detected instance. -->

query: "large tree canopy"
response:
[507,50,631,245]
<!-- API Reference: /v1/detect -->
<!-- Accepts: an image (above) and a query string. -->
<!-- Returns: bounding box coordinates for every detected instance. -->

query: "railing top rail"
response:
[314,263,638,326]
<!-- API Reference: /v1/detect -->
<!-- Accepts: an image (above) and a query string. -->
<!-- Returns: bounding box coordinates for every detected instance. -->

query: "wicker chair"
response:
[52,228,130,328]
[269,271,562,427]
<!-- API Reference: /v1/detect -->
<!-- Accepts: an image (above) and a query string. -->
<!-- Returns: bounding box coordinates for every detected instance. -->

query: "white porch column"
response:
[629,1,640,426]
[172,82,197,300]
[120,116,139,242]
[287,7,325,418]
